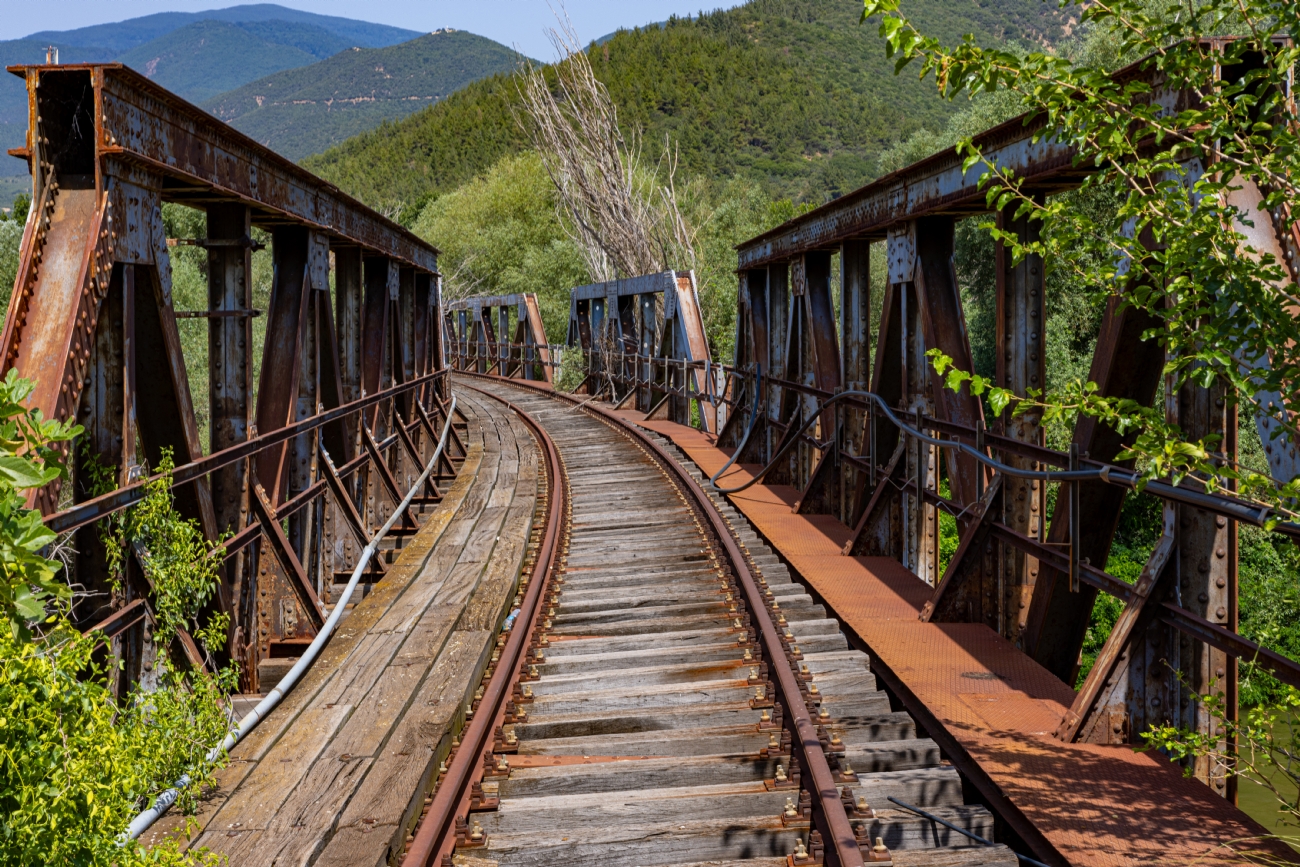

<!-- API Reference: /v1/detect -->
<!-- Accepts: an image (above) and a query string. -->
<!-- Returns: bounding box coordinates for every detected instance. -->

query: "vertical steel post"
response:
[841,241,870,521]
[206,203,252,535]
[995,200,1046,643]
[206,204,253,671]
[1068,443,1080,594]
[335,247,363,407]
[75,263,131,681]
[254,226,309,502]
[767,262,789,463]
[640,293,655,411]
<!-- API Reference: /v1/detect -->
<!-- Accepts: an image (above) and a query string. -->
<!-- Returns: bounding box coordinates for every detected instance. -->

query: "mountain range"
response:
[2,0,1077,218]
[203,29,524,161]
[305,0,1077,216]
[0,4,520,162]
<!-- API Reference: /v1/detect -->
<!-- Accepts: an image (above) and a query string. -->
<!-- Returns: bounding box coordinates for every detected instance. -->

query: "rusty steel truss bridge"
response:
[7,50,1300,867]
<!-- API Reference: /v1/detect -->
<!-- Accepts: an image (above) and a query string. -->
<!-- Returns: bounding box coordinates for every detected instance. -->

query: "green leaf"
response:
[0,455,56,490]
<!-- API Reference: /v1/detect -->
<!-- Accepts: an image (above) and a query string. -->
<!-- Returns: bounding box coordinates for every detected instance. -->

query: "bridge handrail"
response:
[122,394,459,842]
[706,380,1300,694]
[452,334,1300,698]
[46,368,449,534]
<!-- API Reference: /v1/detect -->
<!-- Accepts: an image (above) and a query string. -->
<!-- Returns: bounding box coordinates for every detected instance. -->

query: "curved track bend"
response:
[165,390,541,867]
[406,377,1018,867]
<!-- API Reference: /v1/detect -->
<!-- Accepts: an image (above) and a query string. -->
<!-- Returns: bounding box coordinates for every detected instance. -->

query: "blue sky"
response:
[0,1,744,60]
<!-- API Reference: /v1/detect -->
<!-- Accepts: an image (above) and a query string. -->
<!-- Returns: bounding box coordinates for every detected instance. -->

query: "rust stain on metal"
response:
[636,414,1296,867]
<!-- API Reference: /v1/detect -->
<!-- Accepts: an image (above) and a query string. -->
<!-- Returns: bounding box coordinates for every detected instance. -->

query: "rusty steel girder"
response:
[720,56,1300,803]
[3,63,449,695]
[562,271,717,431]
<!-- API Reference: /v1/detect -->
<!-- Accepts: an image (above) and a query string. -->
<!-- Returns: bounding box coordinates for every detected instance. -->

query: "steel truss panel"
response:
[3,63,447,698]
[7,64,438,272]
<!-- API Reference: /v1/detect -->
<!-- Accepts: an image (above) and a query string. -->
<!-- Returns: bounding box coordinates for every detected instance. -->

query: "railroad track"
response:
[404,377,1018,867]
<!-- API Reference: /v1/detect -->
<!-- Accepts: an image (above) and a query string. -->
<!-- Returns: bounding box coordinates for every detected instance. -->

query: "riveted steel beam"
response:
[7,64,438,272]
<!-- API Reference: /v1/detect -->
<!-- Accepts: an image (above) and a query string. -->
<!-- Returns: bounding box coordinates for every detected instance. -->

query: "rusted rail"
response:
[401,372,1022,867]
[400,381,562,867]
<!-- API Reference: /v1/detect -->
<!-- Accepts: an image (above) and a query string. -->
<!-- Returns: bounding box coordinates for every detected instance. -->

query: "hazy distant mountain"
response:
[23,4,418,54]
[0,4,420,154]
[203,30,524,161]
[116,20,355,103]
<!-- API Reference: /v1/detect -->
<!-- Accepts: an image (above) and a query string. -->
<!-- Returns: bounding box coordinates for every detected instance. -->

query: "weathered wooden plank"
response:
[327,629,489,864]
[196,702,352,840]
[196,387,539,861]
[241,756,374,867]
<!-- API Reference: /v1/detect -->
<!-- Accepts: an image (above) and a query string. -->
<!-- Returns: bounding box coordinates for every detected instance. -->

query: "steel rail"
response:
[457,371,868,867]
[45,368,449,534]
[403,384,564,867]
[609,411,866,867]
[122,395,458,842]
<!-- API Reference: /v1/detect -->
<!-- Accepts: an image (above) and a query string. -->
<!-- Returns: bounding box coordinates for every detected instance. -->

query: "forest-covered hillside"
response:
[304,0,1076,217]
[203,30,525,161]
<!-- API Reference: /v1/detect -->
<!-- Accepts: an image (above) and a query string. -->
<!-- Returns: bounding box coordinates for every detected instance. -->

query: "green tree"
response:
[867,0,1300,511]
[0,220,22,331]
[411,151,589,344]
[0,371,81,639]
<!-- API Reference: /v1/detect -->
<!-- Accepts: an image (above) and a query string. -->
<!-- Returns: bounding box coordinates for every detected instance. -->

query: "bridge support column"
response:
[840,241,871,524]
[207,203,253,536]
[639,292,655,409]
[1058,372,1236,796]
[75,263,138,693]
[721,269,769,457]
[335,246,363,431]
[362,257,396,434]
[791,252,843,515]
[256,226,310,502]
[994,203,1046,643]
[207,203,253,671]
[842,226,908,561]
[1023,293,1164,682]
[896,223,940,584]
[767,262,789,467]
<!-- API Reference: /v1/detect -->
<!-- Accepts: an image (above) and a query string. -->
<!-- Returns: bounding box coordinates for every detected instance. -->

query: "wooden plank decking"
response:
[144,388,540,866]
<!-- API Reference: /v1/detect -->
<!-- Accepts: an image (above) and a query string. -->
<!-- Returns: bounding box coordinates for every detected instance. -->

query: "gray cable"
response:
[122,396,457,842]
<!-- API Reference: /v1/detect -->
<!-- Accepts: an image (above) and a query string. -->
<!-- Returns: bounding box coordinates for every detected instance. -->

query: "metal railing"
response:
[448,339,729,432]
[462,340,1300,704]
[53,370,458,696]
[123,394,459,841]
